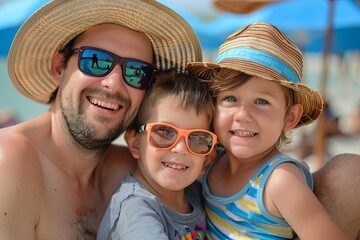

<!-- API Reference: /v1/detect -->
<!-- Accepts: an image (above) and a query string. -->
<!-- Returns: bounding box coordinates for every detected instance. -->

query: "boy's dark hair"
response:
[130,68,214,130]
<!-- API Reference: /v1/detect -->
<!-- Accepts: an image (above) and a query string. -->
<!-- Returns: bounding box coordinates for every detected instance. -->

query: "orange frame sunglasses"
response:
[138,122,217,156]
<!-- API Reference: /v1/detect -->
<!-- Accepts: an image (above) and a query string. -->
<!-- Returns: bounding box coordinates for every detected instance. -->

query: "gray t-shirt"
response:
[97,175,206,240]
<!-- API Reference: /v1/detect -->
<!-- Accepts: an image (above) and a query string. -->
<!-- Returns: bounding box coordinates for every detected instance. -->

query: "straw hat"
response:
[7,0,202,104]
[187,22,323,127]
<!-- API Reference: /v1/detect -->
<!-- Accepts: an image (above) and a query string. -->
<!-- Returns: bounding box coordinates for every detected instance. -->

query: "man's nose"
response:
[100,64,126,92]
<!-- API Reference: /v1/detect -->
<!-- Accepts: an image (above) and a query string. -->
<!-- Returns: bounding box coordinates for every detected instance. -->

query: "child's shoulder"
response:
[264,154,313,192]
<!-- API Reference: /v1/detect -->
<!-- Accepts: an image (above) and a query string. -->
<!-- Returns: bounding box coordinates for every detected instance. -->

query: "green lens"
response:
[125,61,152,88]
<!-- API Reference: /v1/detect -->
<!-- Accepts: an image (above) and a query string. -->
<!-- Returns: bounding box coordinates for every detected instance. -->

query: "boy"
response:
[97,69,216,239]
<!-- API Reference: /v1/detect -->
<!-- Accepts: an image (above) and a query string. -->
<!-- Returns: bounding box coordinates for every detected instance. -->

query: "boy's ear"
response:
[124,129,141,160]
[284,103,303,131]
[50,52,64,84]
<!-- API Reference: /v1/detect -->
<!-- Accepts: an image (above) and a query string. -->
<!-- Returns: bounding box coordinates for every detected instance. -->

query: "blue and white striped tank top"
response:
[202,153,313,240]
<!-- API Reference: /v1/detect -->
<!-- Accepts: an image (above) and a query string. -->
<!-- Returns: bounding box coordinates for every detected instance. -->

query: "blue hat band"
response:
[216,47,300,84]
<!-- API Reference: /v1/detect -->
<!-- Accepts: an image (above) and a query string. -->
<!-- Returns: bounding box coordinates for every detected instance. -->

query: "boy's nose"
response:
[171,136,190,155]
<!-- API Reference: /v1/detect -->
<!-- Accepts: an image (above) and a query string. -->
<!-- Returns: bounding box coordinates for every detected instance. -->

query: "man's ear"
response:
[284,103,303,131]
[50,52,64,84]
[124,129,141,160]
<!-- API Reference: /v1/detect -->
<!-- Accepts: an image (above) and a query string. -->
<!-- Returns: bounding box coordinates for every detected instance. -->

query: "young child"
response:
[97,69,217,240]
[187,22,347,240]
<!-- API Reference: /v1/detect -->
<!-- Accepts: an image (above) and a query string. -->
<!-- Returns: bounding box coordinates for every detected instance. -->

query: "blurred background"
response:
[1,0,360,171]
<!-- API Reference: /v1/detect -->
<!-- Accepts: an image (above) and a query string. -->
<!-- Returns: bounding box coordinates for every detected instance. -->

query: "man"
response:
[1,1,360,240]
[0,0,201,239]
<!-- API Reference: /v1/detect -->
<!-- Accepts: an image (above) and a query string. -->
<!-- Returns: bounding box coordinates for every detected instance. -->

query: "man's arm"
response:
[313,154,360,240]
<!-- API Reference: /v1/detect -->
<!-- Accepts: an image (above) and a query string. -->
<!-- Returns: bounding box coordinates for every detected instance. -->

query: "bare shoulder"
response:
[105,144,137,173]
[267,162,307,190]
[264,162,310,215]
[313,154,360,239]
[313,153,360,184]
[99,144,137,194]
[313,153,360,206]
[0,126,43,238]
[0,126,42,176]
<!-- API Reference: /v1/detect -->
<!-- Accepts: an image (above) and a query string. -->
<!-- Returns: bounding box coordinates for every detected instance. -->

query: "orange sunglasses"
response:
[138,122,217,156]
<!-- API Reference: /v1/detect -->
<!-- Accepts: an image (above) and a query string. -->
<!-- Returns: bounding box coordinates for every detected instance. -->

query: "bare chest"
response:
[35,187,109,239]
[33,145,129,239]
[33,166,112,240]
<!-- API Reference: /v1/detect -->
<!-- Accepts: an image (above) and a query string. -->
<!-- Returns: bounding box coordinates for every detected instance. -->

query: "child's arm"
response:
[265,162,347,240]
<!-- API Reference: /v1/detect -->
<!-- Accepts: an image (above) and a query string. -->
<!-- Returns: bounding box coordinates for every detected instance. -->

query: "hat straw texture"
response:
[8,0,202,104]
[188,22,323,127]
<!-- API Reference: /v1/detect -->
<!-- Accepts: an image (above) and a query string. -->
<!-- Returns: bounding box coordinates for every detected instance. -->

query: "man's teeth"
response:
[163,162,187,170]
[90,98,119,110]
[233,131,256,136]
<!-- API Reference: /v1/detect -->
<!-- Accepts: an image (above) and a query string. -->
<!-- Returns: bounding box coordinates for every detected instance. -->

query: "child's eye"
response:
[255,99,269,105]
[224,96,237,102]
[156,127,177,140]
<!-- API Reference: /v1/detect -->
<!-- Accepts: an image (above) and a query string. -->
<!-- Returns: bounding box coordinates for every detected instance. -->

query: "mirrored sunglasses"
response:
[72,46,157,89]
[138,122,217,156]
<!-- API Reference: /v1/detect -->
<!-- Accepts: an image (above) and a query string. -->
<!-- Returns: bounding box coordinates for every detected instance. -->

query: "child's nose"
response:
[234,105,252,122]
[171,136,190,155]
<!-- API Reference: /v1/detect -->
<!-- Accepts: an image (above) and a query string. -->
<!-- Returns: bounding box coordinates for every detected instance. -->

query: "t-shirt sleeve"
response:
[109,196,170,240]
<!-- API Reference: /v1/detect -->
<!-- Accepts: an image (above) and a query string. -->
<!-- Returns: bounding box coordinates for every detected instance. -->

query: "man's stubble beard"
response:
[61,93,137,150]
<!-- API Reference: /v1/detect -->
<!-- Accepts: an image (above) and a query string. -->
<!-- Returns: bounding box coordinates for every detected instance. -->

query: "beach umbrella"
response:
[161,0,360,54]
[0,0,51,56]
[244,0,360,54]
[2,0,359,55]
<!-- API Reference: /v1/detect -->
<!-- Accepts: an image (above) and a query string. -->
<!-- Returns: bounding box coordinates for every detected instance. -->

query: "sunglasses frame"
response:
[72,46,157,89]
[138,122,217,156]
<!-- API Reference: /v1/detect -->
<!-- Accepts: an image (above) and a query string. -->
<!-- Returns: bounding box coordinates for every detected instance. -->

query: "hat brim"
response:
[8,0,202,104]
[188,60,324,127]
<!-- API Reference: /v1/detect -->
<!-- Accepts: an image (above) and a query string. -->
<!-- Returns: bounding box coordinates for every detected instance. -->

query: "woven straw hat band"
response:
[214,59,288,82]
[216,47,300,84]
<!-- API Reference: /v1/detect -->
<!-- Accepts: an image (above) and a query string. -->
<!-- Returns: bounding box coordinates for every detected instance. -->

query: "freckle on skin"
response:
[4,212,7,216]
